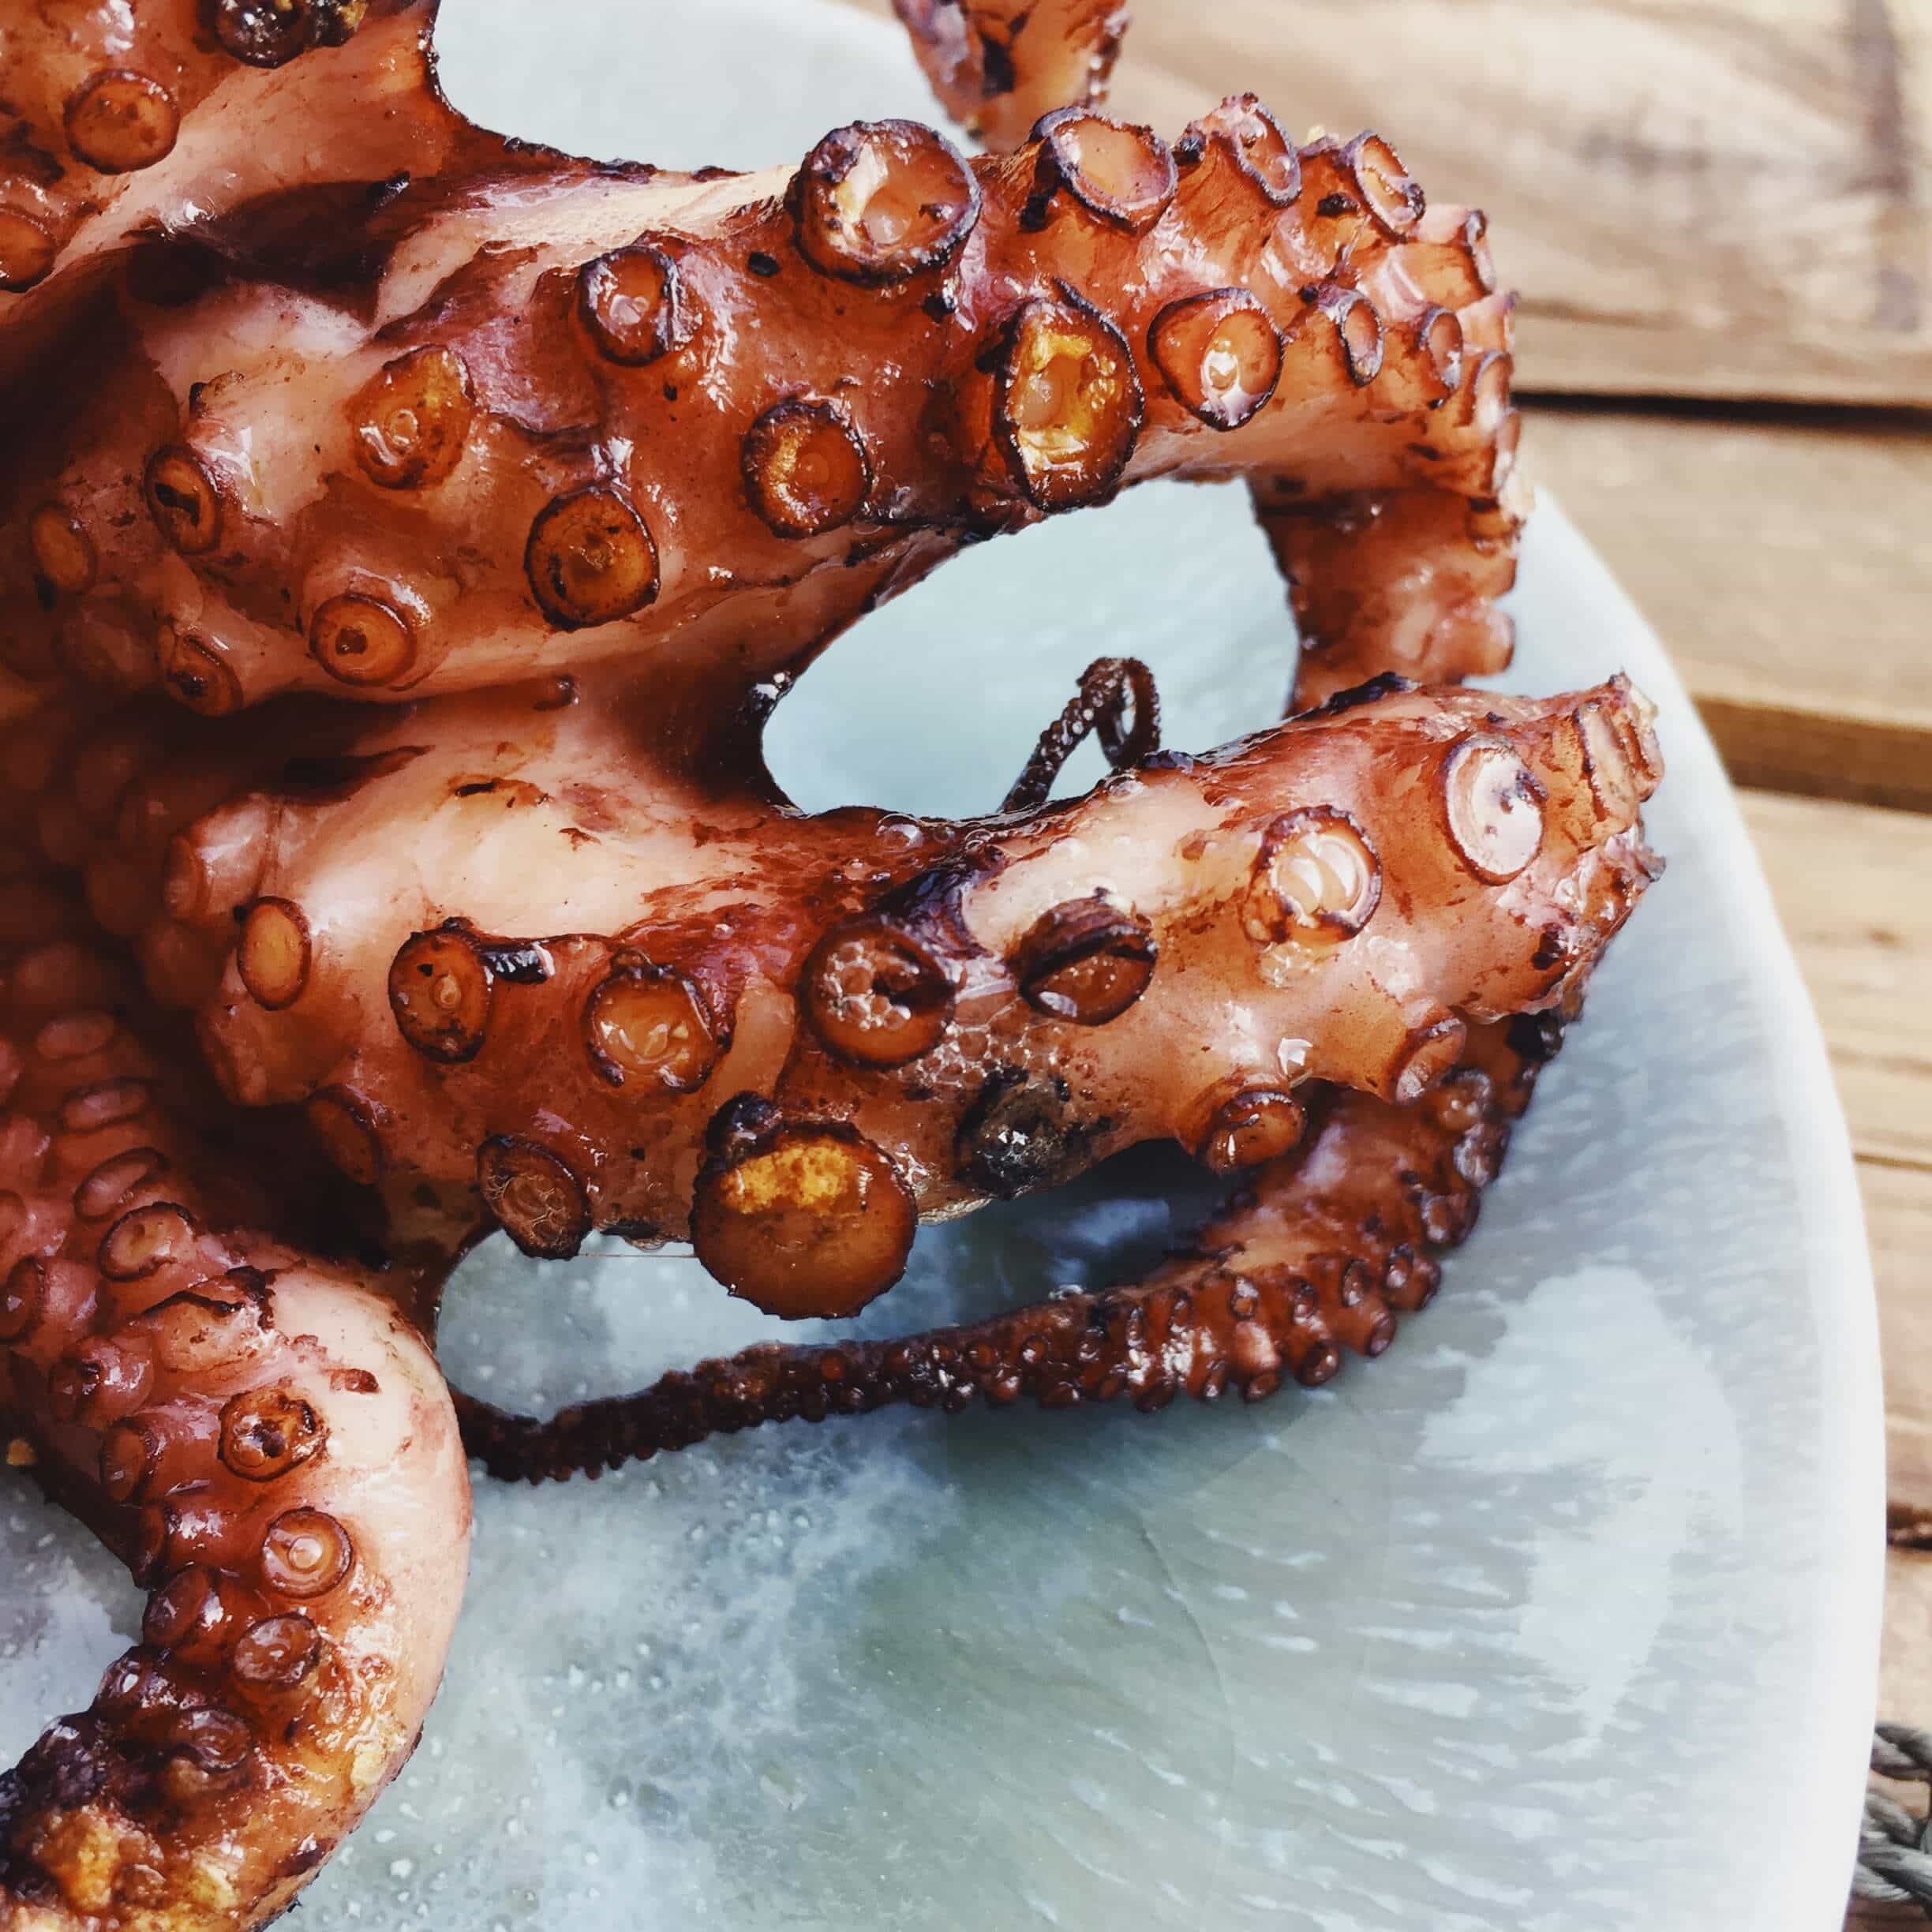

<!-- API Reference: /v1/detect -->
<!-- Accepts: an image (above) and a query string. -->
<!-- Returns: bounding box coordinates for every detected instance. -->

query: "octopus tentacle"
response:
[4,80,1522,719]
[0,906,469,1928]
[2,674,1661,1318]
[453,1013,1558,1483]
[1001,654,1162,811]
[0,4,518,384]
[892,0,1132,149]
[874,35,1528,704]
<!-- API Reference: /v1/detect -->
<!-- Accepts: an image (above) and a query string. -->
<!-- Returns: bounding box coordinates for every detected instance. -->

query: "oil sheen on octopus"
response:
[5,6,1519,728]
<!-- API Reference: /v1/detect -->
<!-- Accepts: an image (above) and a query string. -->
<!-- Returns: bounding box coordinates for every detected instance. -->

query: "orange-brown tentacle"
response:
[6,99,1521,722]
[0,890,469,1929]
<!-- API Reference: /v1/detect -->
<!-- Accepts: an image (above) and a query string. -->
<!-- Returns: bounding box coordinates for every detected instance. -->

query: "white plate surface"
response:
[2,4,1883,1927]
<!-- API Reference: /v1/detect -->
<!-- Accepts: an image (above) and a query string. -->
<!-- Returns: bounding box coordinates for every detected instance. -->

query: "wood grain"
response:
[833,0,1932,404]
[1529,406,1932,814]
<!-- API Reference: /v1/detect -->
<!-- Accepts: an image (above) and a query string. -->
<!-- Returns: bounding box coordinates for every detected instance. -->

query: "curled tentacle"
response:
[1001,654,1161,811]
[454,1015,1559,1482]
[0,901,469,1929]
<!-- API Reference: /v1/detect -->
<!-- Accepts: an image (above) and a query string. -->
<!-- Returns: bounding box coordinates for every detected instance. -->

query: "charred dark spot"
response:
[1316,192,1357,218]
[16,1720,110,1814]
[747,251,781,278]
[958,1069,1099,1199]
[981,33,1018,95]
[1290,671,1413,721]
[605,1217,667,1244]
[277,746,429,797]
[275,1837,331,1881]
[1505,1009,1567,1065]
[705,1091,785,1164]
[1530,926,1567,971]
[872,851,1000,958]
[923,290,957,321]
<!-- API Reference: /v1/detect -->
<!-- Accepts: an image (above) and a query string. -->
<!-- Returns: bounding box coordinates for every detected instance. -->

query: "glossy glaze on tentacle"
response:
[892,0,1131,148]
[47,675,1657,1316]
[2,88,1521,720]
[0,4,510,383]
[0,905,469,1929]
[455,1014,1560,1481]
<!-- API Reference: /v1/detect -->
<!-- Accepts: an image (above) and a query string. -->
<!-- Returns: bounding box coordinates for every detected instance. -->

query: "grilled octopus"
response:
[1,2,1661,1925]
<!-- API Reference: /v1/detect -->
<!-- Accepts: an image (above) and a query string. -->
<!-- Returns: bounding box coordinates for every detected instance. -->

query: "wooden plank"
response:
[1527,406,1932,815]
[1742,793,1932,1174]
[832,0,1932,405]
[1740,793,1932,1532]
[1870,1159,1932,1538]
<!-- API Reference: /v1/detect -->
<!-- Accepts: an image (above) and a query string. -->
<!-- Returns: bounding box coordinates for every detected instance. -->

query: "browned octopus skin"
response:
[0,672,1661,1321]
[882,11,1524,701]
[455,1010,1563,1481]
[892,0,1131,149]
[0,2,527,389]
[0,895,470,1930]
[1,17,1521,720]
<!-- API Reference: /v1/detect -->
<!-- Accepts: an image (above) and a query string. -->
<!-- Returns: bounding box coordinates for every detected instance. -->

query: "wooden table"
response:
[828,0,1932,1910]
